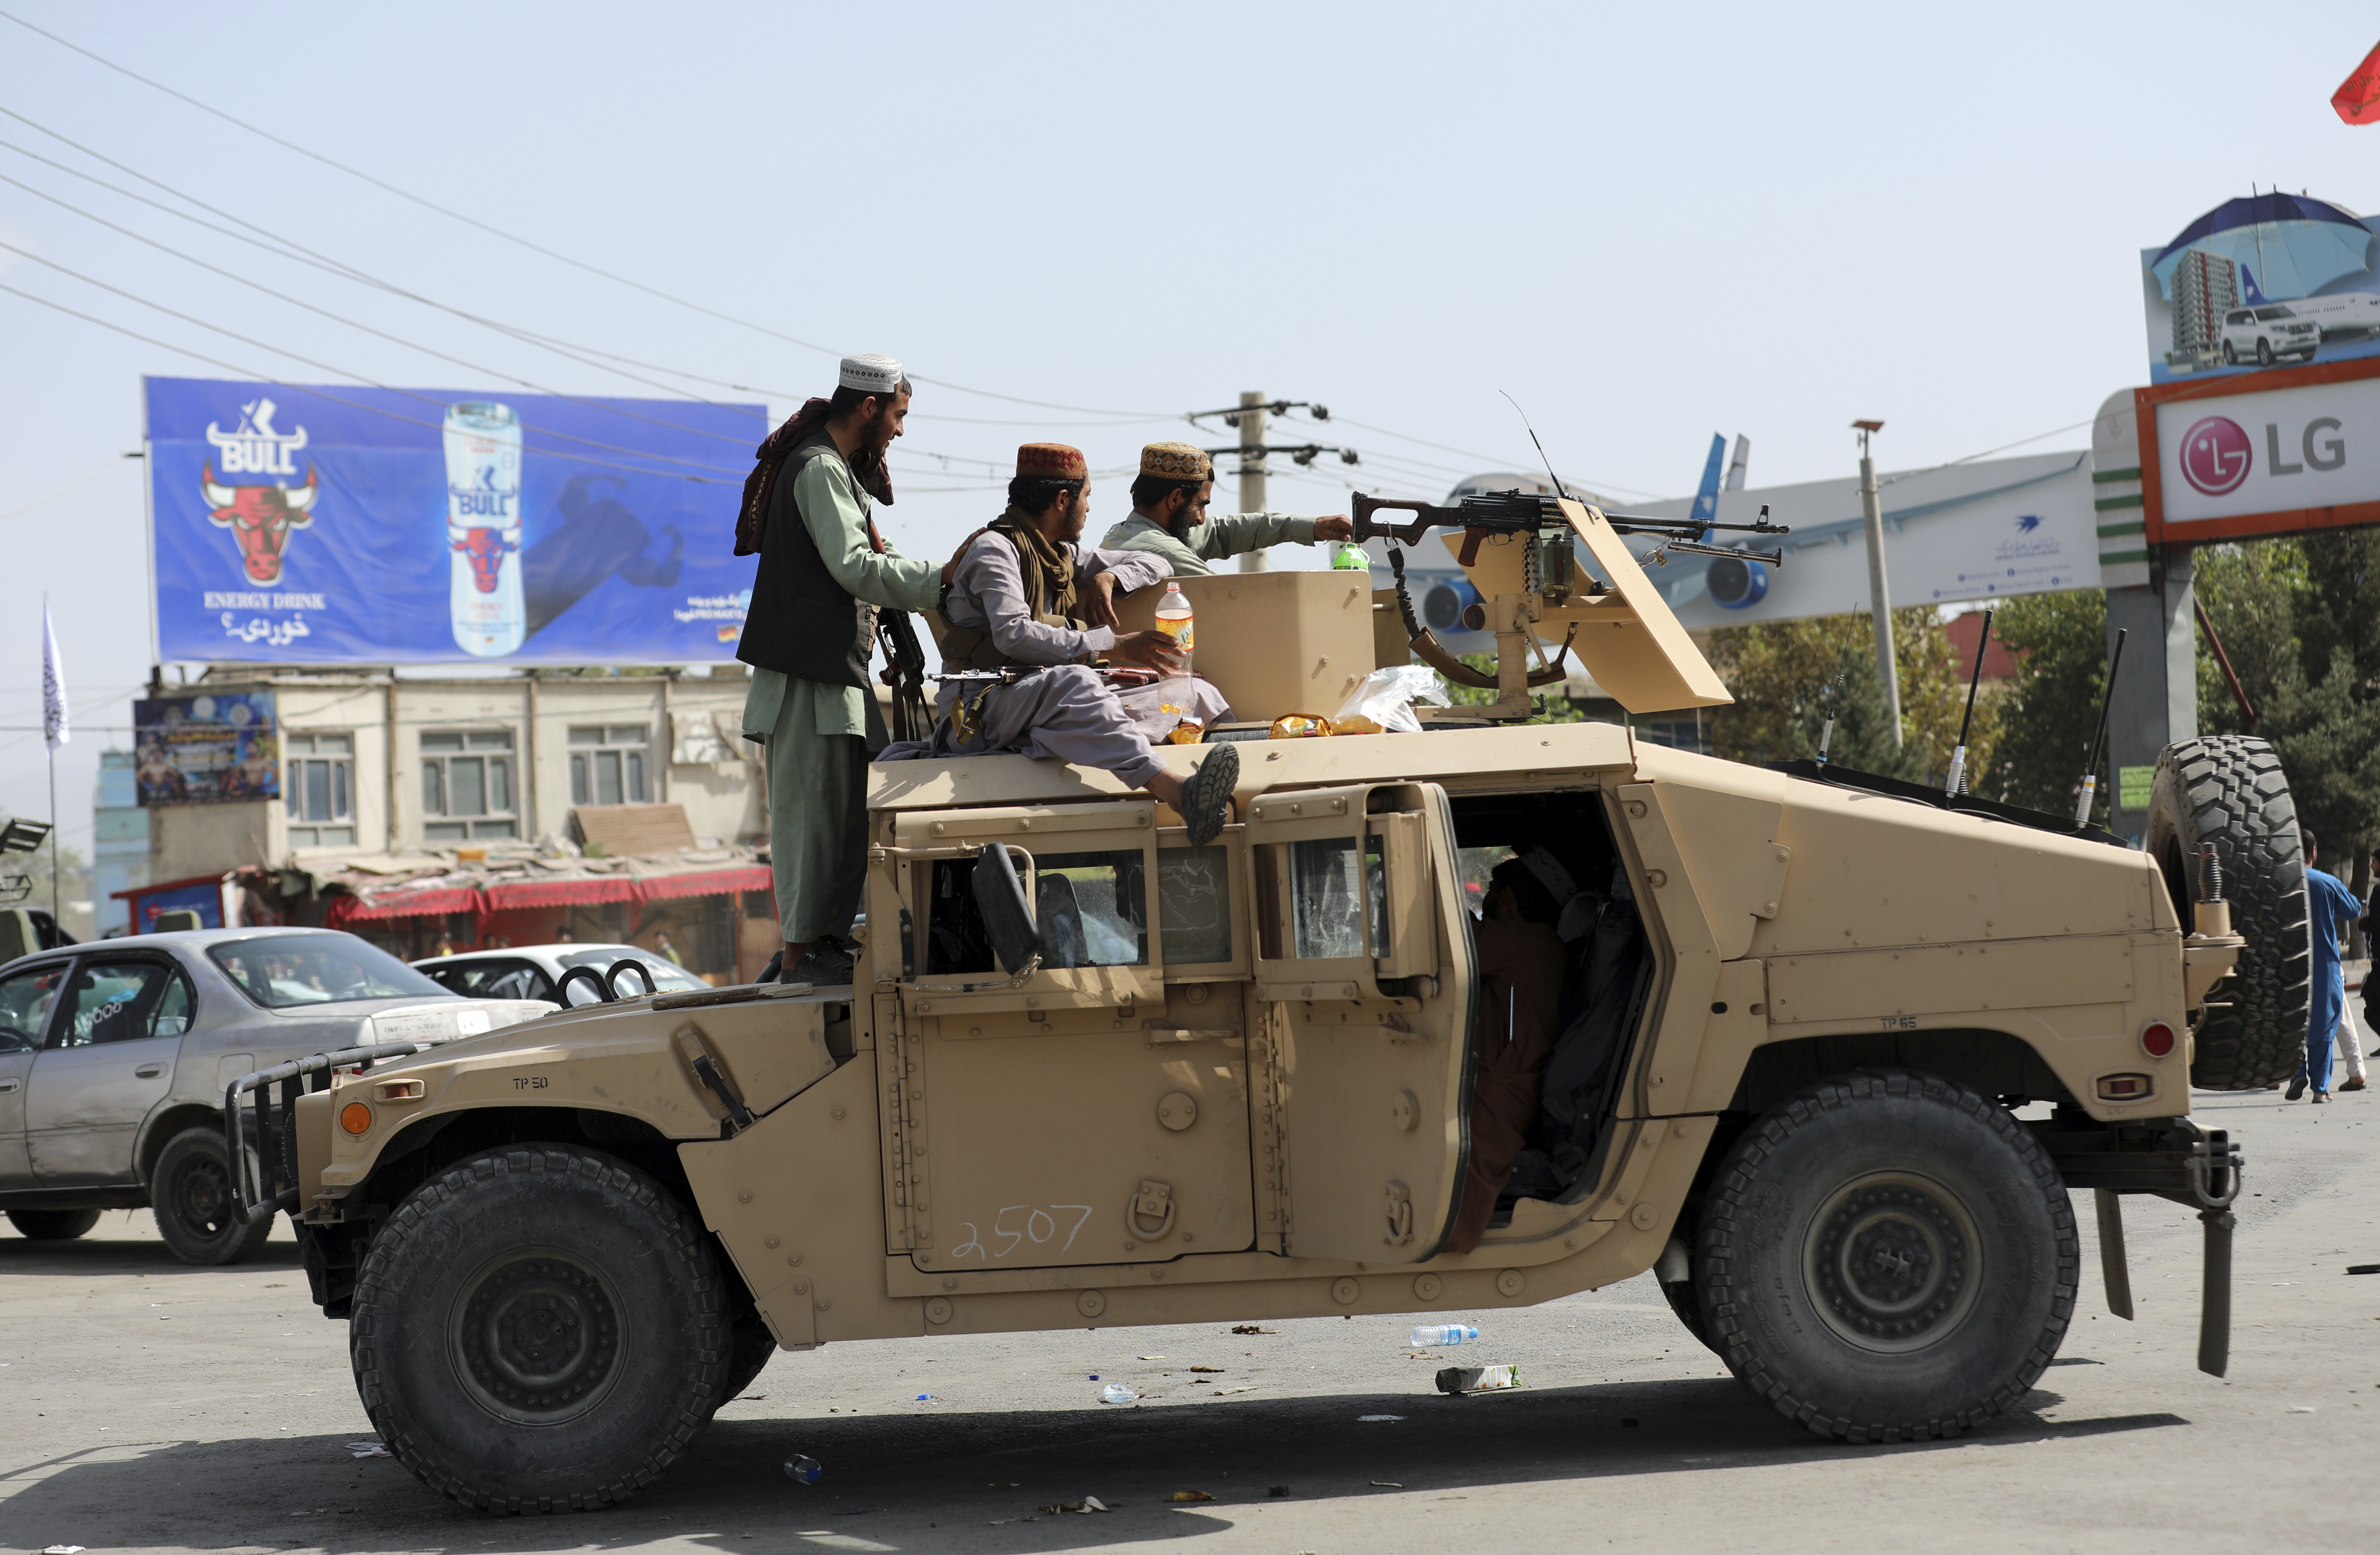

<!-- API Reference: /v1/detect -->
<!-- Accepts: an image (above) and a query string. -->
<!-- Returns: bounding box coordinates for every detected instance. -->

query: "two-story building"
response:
[129,665,779,982]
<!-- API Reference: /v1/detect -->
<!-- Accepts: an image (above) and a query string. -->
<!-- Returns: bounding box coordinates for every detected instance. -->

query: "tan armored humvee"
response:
[241,499,2271,1514]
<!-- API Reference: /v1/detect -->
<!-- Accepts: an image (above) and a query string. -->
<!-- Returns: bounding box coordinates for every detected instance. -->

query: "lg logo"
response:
[2179,413,2347,497]
[2179,417,2252,496]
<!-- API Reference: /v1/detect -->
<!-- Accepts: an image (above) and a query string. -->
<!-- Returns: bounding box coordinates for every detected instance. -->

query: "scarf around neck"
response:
[987,506,1082,624]
[735,398,895,557]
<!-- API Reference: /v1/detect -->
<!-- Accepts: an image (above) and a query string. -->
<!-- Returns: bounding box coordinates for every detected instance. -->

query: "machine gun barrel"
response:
[1350,490,1789,548]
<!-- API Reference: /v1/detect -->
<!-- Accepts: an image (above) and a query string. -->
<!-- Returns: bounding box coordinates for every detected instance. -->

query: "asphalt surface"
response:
[3,1084,2375,1555]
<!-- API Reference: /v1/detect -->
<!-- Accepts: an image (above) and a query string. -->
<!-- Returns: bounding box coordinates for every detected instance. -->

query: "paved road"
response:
[4,1086,2374,1555]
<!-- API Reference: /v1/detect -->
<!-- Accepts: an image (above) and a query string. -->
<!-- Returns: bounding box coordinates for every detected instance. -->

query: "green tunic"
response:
[741,453,940,943]
[1099,508,1320,577]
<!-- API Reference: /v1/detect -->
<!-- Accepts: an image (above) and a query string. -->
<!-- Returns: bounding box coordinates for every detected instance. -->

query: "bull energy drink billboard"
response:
[145,377,765,664]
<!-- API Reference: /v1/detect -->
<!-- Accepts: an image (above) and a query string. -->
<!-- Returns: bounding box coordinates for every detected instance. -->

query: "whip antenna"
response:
[1498,390,1572,502]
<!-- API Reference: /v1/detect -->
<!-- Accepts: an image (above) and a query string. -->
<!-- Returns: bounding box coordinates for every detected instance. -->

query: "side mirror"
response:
[972,842,1042,975]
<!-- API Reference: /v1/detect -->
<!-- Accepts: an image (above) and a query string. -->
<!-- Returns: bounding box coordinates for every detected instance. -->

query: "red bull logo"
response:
[202,463,318,585]
[452,526,517,593]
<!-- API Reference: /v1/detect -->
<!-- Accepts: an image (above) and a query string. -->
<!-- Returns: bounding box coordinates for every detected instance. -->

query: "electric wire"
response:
[0,11,1177,420]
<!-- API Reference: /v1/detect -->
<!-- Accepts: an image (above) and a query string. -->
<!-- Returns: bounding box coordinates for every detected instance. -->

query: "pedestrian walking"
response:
[2286,828,2362,1102]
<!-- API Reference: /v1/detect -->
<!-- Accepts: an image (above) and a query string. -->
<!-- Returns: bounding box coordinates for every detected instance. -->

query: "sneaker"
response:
[2286,1074,2308,1100]
[1176,741,1241,848]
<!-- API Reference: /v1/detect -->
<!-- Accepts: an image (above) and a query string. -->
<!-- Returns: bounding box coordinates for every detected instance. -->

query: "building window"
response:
[569,724,650,807]
[286,732,356,848]
[421,730,517,841]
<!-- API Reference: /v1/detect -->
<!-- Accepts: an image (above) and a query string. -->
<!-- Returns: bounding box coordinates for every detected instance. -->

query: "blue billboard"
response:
[146,377,765,664]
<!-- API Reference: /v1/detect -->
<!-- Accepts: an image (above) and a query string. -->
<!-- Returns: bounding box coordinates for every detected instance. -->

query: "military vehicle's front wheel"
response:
[351,1146,730,1512]
[1698,1071,2075,1442]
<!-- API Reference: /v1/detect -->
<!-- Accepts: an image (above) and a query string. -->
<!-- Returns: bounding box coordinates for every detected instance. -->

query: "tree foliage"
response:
[1986,590,2110,824]
[1704,607,1993,784]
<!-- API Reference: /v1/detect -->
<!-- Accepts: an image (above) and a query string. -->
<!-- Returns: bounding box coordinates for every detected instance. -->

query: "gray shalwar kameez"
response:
[877,532,1222,784]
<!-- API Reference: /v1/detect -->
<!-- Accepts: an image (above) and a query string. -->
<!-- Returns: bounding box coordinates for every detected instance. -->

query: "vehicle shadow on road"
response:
[0,1379,2188,1553]
[0,1234,301,1279]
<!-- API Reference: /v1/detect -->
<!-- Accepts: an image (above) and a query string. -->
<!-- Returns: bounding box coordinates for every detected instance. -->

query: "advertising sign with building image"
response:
[132,692,279,806]
[2144,193,2380,382]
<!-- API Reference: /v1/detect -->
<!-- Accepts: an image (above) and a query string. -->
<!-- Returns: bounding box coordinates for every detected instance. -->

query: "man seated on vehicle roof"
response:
[879,444,1239,844]
[1100,441,1353,576]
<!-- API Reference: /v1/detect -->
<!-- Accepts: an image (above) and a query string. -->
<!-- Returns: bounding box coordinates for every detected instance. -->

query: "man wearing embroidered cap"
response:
[878,443,1240,843]
[1101,441,1355,577]
[736,354,969,985]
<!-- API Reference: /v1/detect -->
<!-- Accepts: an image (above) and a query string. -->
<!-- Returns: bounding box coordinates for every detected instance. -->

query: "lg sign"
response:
[2178,413,2348,497]
[2179,416,2252,495]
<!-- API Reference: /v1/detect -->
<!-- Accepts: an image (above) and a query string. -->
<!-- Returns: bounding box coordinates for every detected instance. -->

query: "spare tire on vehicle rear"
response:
[2144,735,2311,1090]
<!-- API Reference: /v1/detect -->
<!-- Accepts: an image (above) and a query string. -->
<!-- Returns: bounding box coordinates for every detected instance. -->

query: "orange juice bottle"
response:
[1155,581,1193,660]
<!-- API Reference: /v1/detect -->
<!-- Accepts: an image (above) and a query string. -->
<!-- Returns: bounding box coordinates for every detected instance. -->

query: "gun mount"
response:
[1353,490,1778,720]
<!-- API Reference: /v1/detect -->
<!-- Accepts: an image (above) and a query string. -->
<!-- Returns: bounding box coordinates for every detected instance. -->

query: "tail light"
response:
[2141,1021,2178,1057]
[2096,1073,2153,1101]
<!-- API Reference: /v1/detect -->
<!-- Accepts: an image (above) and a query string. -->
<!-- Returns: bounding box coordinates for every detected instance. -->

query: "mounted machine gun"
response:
[1351,488,1785,720]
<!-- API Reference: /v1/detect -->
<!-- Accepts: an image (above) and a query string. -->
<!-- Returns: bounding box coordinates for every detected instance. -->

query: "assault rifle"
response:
[1350,489,1789,568]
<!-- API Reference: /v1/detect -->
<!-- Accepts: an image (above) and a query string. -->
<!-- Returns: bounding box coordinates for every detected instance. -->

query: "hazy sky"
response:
[3,1,2377,862]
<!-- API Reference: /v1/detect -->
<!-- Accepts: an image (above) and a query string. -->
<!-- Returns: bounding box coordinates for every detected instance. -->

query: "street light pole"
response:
[1854,420,1903,748]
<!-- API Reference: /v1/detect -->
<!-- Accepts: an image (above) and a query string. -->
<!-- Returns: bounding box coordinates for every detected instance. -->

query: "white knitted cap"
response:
[839,353,905,394]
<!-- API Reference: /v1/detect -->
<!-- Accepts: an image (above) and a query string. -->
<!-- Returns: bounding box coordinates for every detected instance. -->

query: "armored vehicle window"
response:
[1028,850,1147,970]
[1156,843,1232,965]
[1288,836,1389,960]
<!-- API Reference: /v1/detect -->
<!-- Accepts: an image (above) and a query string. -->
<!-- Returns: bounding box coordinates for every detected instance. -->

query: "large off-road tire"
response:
[1697,1071,2076,1443]
[1660,1271,1724,1362]
[152,1126,276,1266]
[7,1208,101,1240]
[2145,735,2310,1090]
[351,1145,729,1513]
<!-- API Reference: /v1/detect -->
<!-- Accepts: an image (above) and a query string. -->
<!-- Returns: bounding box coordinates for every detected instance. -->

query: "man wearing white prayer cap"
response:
[735,354,967,985]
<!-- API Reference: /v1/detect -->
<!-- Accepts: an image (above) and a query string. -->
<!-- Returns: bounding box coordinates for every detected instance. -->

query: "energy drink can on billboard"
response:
[443,401,524,657]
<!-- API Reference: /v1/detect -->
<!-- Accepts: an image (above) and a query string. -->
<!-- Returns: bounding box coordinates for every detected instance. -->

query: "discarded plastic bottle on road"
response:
[1407,1324,1479,1348]
[783,1455,824,1485]
[1099,1383,1141,1404]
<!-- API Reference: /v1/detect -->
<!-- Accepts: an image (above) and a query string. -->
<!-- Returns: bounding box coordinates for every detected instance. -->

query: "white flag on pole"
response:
[41,596,68,751]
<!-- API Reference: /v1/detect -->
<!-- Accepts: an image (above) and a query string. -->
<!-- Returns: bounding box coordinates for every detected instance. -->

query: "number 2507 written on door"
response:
[950,1204,1094,1261]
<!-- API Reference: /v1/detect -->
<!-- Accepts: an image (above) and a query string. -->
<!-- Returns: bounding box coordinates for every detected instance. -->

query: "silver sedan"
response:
[0,927,547,1265]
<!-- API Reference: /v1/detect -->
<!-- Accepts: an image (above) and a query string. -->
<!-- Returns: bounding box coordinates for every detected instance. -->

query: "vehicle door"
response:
[876,798,1257,1271]
[1243,781,1477,1263]
[25,955,198,1188]
[0,960,68,1190]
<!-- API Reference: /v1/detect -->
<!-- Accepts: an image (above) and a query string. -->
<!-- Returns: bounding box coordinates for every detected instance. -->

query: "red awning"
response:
[481,875,642,911]
[326,887,482,925]
[639,865,773,900]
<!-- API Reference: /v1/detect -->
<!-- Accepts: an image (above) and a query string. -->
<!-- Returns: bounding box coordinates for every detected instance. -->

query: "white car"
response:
[2222,304,2320,366]
[412,942,710,1006]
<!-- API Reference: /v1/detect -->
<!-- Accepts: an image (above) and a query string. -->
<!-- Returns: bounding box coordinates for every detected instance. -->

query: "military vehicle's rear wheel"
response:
[1697,1071,2075,1442]
[152,1126,274,1266]
[2145,735,2310,1090]
[7,1207,101,1240]
[351,1145,730,1513]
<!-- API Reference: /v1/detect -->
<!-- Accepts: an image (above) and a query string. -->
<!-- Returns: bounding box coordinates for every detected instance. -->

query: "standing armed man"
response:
[736,353,964,985]
[1101,441,1353,576]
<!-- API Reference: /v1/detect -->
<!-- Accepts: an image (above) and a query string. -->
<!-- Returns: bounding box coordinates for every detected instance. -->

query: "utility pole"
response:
[1237,390,1268,573]
[1854,420,1902,748]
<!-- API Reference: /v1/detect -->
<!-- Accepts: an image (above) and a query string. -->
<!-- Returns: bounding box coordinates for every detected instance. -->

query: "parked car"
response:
[412,942,710,1005]
[2222,304,2321,366]
[0,928,547,1264]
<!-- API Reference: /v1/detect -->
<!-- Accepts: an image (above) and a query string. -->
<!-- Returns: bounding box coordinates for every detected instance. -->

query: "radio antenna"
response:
[1498,390,1573,502]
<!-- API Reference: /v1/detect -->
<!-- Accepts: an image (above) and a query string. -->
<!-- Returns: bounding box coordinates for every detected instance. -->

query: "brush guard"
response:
[222,1044,437,1228]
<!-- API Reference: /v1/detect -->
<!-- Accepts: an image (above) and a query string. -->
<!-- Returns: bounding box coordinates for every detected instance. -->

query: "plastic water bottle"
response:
[1332,541,1369,570]
[443,401,525,658]
[783,1454,823,1484]
[1408,1324,1478,1348]
[1154,581,1194,660]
